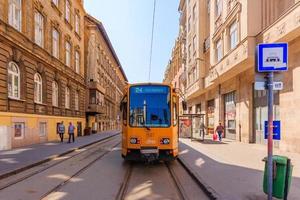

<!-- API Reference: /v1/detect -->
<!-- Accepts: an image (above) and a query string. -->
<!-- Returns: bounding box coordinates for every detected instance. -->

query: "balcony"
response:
[262,2,300,44]
[185,78,204,100]
[88,81,106,94]
[203,37,210,52]
[204,37,256,88]
[86,104,105,114]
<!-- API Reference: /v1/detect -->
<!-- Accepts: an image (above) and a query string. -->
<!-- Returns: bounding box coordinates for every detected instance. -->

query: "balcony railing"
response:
[87,104,105,114]
[203,36,210,52]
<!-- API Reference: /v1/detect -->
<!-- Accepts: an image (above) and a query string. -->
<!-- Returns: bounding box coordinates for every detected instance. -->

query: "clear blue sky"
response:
[84,0,180,83]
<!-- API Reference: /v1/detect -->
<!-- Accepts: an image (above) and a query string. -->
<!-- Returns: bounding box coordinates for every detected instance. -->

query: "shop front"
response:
[224,92,236,140]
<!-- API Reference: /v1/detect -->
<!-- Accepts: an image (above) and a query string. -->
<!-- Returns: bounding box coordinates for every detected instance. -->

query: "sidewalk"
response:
[178,137,300,200]
[0,130,120,179]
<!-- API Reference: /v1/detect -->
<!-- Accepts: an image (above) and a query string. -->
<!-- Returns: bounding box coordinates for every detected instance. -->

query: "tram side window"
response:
[173,96,178,126]
[121,96,128,126]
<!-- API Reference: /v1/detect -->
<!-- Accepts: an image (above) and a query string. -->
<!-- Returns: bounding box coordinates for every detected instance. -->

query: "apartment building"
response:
[163,0,187,116]
[84,15,127,134]
[169,0,300,153]
[0,0,86,150]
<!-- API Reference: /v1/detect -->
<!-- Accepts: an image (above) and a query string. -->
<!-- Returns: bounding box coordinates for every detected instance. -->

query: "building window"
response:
[75,14,80,34]
[75,51,80,73]
[65,0,71,22]
[14,122,25,139]
[230,21,238,50]
[65,41,71,67]
[52,0,58,7]
[216,0,222,17]
[39,122,47,137]
[34,73,43,103]
[188,16,191,32]
[52,28,60,58]
[52,81,58,107]
[34,12,44,47]
[75,90,79,110]
[8,62,20,99]
[8,0,22,31]
[193,4,197,21]
[193,35,197,54]
[207,0,210,15]
[188,44,191,62]
[65,87,70,109]
[216,38,223,62]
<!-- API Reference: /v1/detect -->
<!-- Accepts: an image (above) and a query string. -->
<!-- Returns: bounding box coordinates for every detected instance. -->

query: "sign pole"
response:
[267,72,274,200]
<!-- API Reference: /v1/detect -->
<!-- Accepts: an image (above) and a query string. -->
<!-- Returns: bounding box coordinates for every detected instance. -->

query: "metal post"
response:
[267,72,274,200]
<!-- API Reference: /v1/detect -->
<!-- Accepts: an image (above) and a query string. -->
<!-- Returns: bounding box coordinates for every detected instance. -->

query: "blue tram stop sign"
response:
[264,120,281,140]
[257,43,288,72]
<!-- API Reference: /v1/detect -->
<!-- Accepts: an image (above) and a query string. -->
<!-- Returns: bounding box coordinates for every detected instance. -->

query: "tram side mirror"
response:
[120,102,125,111]
[182,101,187,111]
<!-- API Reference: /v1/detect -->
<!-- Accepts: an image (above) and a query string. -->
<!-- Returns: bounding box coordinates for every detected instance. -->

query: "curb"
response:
[177,156,220,200]
[0,132,120,180]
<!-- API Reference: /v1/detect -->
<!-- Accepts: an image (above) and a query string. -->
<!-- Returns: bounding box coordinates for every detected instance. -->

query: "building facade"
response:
[0,0,87,150]
[85,15,127,134]
[167,0,300,153]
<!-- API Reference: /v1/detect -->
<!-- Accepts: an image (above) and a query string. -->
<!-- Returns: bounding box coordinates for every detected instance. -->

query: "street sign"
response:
[257,43,288,72]
[254,81,265,90]
[254,73,284,90]
[264,120,281,140]
[273,82,283,90]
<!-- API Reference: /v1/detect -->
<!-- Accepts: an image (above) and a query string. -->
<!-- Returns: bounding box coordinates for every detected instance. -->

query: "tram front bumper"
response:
[124,148,176,161]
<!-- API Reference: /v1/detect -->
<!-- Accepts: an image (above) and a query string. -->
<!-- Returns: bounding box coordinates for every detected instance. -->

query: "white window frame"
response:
[75,90,79,111]
[8,0,22,31]
[216,39,223,62]
[216,0,222,17]
[52,81,59,107]
[75,51,80,73]
[75,14,80,34]
[230,22,238,50]
[52,28,60,59]
[34,73,43,104]
[65,41,71,67]
[8,62,20,99]
[65,0,70,22]
[65,87,70,109]
[39,122,47,137]
[34,12,44,47]
[193,4,197,21]
[14,122,25,139]
[52,0,59,7]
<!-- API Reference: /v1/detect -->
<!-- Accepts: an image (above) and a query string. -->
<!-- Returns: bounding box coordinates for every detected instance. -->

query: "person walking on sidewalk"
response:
[215,122,224,142]
[58,121,65,143]
[68,122,75,143]
[199,120,206,141]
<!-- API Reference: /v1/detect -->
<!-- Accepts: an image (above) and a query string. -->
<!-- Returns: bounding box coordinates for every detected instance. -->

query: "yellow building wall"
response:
[0,112,85,149]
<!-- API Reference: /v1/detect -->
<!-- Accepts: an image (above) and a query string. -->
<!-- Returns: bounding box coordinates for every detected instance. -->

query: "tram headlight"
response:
[161,138,170,145]
[130,138,139,144]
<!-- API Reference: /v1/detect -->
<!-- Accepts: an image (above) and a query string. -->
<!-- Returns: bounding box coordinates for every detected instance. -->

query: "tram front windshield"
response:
[129,85,171,128]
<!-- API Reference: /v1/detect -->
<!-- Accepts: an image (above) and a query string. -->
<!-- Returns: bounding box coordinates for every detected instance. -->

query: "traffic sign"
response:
[264,120,281,140]
[257,43,288,72]
[254,81,265,90]
[273,82,283,90]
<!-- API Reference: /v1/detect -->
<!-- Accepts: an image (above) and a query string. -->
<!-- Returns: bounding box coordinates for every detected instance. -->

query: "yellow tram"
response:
[120,83,179,161]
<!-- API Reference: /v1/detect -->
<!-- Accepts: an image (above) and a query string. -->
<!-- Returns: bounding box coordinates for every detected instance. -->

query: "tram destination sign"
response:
[257,43,288,72]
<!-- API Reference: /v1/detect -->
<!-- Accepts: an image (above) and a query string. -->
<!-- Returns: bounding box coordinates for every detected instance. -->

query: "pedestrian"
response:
[215,122,225,142]
[57,121,65,143]
[199,119,206,141]
[68,122,75,143]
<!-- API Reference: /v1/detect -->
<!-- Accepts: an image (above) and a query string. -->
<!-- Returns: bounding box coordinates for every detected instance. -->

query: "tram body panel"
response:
[120,83,179,161]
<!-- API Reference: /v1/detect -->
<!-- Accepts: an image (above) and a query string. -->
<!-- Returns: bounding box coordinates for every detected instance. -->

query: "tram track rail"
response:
[40,140,121,200]
[165,161,189,200]
[0,134,120,191]
[115,163,133,200]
